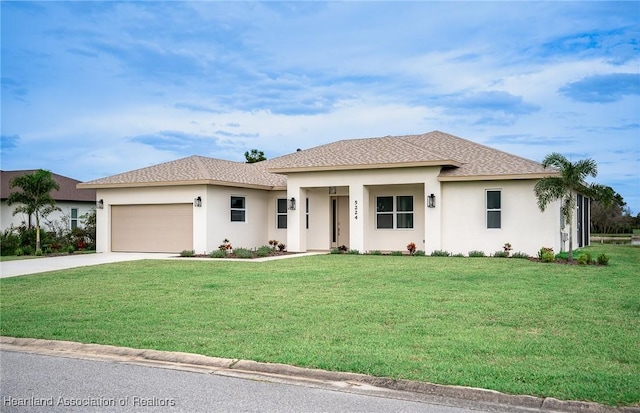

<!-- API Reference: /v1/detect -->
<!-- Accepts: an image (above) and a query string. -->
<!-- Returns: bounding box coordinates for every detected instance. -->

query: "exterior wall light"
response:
[427,193,436,208]
[194,196,202,207]
[97,199,104,209]
[288,197,296,211]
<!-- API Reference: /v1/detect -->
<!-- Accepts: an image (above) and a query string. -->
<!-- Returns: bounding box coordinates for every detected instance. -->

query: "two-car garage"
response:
[111,204,193,253]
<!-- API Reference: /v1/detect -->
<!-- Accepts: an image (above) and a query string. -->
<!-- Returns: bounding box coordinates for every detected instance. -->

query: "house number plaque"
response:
[354,200,358,220]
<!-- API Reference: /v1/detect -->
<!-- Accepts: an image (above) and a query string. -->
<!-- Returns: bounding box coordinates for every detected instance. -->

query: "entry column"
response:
[349,184,366,252]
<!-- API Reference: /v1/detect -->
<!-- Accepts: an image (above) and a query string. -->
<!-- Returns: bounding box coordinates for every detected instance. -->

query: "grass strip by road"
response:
[1,244,638,406]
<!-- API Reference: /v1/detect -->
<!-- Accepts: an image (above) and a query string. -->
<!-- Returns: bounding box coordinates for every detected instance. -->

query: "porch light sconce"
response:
[329,186,337,195]
[97,199,104,209]
[288,197,296,211]
[427,193,436,208]
[194,196,202,208]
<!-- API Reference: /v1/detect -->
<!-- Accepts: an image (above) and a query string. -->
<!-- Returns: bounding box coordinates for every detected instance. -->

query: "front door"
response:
[331,196,350,249]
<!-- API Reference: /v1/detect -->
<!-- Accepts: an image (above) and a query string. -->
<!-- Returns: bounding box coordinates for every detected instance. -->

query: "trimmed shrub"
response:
[414,250,426,256]
[22,245,34,256]
[390,251,403,256]
[493,251,509,258]
[430,250,450,257]
[452,253,465,257]
[35,248,43,256]
[368,250,382,255]
[538,247,555,263]
[67,245,75,254]
[209,249,226,258]
[15,247,24,256]
[577,253,589,265]
[348,249,360,255]
[234,248,253,258]
[180,250,195,257]
[468,250,486,258]
[597,253,610,266]
[256,246,272,257]
[511,251,529,259]
[330,248,342,254]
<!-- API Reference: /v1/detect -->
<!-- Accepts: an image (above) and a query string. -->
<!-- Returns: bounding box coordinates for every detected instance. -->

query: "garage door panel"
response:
[112,204,193,253]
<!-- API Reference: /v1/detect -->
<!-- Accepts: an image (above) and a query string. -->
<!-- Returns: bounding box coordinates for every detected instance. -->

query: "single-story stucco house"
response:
[77,131,591,256]
[1,170,96,231]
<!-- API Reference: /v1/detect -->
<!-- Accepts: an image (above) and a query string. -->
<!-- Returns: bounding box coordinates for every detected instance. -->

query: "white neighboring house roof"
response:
[78,131,557,189]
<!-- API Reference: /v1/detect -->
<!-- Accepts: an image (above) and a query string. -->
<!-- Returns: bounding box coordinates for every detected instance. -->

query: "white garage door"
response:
[111,204,193,253]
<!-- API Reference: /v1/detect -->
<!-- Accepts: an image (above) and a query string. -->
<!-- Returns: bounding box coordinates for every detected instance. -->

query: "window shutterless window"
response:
[276,198,287,229]
[376,195,414,229]
[486,190,501,229]
[306,197,309,229]
[396,196,414,229]
[71,208,78,229]
[231,196,246,222]
[376,196,394,229]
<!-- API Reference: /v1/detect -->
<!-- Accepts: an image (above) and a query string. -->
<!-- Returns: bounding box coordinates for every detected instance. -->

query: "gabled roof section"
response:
[77,155,287,190]
[265,133,462,173]
[1,170,96,202]
[267,131,554,181]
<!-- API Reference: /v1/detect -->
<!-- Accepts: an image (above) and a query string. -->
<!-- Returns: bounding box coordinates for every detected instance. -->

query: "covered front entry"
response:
[330,196,350,249]
[111,204,193,253]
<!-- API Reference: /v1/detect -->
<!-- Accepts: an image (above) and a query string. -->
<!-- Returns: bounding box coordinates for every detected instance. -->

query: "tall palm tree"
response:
[7,169,61,252]
[534,153,606,262]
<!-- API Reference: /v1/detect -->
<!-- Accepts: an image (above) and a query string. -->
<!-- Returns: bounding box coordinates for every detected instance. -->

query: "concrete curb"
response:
[2,337,637,413]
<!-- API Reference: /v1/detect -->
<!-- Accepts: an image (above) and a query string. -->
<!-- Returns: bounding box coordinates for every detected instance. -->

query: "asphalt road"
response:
[1,350,511,413]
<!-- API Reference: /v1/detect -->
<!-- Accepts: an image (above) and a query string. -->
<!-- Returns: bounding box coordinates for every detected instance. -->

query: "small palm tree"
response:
[534,153,608,262]
[7,169,61,252]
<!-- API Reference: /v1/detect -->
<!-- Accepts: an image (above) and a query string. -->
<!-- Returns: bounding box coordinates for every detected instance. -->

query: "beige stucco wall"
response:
[1,200,95,232]
[92,173,571,257]
[440,180,562,256]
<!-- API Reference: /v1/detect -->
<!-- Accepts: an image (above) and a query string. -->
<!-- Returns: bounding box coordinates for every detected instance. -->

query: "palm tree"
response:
[6,169,61,252]
[534,153,608,262]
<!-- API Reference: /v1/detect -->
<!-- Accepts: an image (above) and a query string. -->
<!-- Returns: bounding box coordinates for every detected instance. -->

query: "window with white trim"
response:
[276,198,287,229]
[376,196,414,229]
[71,208,78,229]
[486,190,501,229]
[231,196,246,222]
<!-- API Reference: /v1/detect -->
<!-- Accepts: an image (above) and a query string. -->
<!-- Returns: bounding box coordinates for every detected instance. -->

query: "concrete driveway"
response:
[0,253,174,278]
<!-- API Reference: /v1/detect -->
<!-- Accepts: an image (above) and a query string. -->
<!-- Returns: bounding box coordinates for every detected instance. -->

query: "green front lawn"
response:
[1,245,638,406]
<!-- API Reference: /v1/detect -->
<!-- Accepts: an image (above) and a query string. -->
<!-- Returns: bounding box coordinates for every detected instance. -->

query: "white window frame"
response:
[376,195,414,230]
[230,196,246,222]
[276,198,287,229]
[486,189,501,229]
[71,208,78,229]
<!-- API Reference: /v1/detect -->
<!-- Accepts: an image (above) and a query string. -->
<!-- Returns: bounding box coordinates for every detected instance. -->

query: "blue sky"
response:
[2,1,639,213]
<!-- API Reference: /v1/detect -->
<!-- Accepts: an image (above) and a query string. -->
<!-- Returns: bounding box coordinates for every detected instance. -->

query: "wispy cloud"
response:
[1,134,20,151]
[558,73,640,103]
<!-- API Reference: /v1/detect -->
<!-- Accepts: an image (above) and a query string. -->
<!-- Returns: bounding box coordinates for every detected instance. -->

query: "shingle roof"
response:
[1,170,96,202]
[267,131,553,180]
[78,131,555,189]
[78,155,287,189]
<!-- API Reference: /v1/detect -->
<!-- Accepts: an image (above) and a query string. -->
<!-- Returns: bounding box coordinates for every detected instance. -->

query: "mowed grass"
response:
[1,245,638,406]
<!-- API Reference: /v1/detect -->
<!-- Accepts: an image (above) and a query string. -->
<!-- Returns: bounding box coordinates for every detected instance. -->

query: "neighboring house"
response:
[78,131,590,255]
[1,170,97,232]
